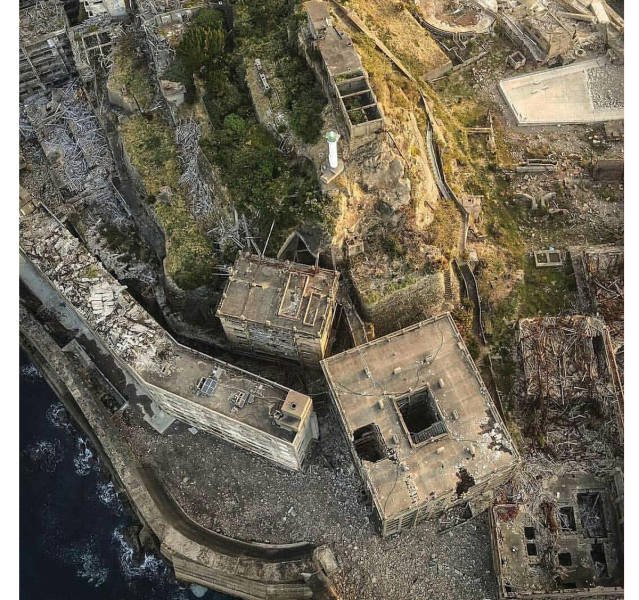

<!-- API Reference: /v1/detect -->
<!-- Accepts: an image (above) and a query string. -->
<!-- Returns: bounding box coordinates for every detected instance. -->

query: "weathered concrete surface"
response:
[499,57,623,125]
[19,304,338,600]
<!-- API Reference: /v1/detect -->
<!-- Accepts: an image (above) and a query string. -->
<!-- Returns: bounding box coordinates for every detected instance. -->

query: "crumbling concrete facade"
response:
[569,245,623,353]
[321,313,518,536]
[490,471,624,599]
[217,253,340,365]
[20,204,318,471]
[301,0,384,145]
[19,0,76,100]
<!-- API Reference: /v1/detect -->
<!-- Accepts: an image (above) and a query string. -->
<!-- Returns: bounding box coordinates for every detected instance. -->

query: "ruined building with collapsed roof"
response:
[20,203,318,471]
[217,253,340,365]
[489,314,624,599]
[321,313,519,536]
[300,0,384,145]
[490,470,624,599]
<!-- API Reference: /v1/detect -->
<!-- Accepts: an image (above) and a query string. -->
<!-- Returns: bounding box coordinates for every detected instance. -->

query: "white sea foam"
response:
[112,526,167,580]
[26,439,62,472]
[73,437,96,476]
[46,401,72,432]
[21,362,42,380]
[97,480,123,514]
[62,543,109,588]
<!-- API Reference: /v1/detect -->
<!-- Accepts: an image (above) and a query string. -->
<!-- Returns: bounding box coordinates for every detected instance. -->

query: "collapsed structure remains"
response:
[321,313,519,536]
[489,315,624,598]
[491,470,624,599]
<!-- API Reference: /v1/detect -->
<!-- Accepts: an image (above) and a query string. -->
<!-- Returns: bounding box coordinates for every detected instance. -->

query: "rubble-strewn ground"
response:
[114,398,499,600]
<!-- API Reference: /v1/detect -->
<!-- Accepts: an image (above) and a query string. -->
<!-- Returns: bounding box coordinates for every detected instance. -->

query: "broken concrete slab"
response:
[499,57,623,126]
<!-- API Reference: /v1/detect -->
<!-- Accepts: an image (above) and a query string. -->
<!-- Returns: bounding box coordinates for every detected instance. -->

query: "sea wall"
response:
[19,304,339,600]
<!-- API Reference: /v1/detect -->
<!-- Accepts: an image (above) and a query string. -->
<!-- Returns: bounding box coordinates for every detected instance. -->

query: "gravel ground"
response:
[587,65,624,110]
[114,402,499,600]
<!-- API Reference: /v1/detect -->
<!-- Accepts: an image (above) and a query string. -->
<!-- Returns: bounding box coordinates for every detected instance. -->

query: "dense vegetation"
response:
[167,2,332,245]
[120,115,217,290]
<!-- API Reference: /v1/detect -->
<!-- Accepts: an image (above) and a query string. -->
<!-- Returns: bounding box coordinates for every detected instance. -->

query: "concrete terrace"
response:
[499,57,624,125]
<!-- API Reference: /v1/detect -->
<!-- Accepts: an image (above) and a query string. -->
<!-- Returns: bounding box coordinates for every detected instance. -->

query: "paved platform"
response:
[499,57,624,126]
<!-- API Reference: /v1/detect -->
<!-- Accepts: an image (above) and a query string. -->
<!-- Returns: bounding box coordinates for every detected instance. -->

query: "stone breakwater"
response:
[19,303,339,600]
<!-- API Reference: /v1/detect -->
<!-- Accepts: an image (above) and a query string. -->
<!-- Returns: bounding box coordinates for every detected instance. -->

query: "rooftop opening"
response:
[353,424,387,463]
[526,543,538,556]
[456,467,476,497]
[524,526,536,540]
[396,388,447,445]
[561,582,577,589]
[558,552,572,566]
[559,506,577,531]
[578,492,607,538]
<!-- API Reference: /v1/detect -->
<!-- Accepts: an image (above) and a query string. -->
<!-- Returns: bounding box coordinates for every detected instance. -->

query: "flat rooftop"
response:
[217,253,340,337]
[321,313,517,521]
[499,57,623,126]
[20,208,303,442]
[140,344,296,442]
[304,1,364,78]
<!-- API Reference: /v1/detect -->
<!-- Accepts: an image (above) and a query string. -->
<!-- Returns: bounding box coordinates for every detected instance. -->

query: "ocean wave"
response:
[25,439,63,472]
[97,480,124,514]
[73,437,97,477]
[112,525,168,581]
[45,401,73,432]
[61,543,109,588]
[21,362,42,380]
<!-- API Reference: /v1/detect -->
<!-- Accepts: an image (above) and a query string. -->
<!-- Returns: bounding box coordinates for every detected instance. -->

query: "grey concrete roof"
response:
[140,343,297,441]
[321,313,517,520]
[217,253,340,338]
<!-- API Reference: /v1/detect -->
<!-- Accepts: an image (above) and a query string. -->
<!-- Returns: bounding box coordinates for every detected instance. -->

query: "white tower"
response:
[326,130,340,170]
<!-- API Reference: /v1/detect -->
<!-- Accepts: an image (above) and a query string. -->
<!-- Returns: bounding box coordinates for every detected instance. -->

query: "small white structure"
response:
[326,130,340,169]
[82,0,128,18]
[321,129,344,185]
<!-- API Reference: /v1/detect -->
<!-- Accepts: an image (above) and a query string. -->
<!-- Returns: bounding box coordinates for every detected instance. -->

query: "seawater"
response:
[20,350,234,600]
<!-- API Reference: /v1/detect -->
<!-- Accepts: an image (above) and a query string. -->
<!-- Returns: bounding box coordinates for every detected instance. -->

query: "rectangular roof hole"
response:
[396,389,447,445]
[353,424,387,462]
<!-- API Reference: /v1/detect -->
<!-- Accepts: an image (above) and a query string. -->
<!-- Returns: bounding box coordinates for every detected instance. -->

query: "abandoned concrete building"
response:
[20,205,318,471]
[301,0,384,144]
[490,470,624,599]
[488,314,625,598]
[517,316,623,453]
[569,245,623,372]
[321,313,519,537]
[217,253,340,365]
[19,0,75,100]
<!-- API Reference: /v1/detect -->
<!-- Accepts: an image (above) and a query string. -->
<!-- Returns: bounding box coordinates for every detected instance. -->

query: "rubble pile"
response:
[571,245,624,350]
[517,315,622,466]
[20,209,173,373]
[587,64,624,110]
[115,403,499,600]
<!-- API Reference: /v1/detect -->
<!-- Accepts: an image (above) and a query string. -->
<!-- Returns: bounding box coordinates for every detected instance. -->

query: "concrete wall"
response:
[19,306,337,600]
[147,382,304,470]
